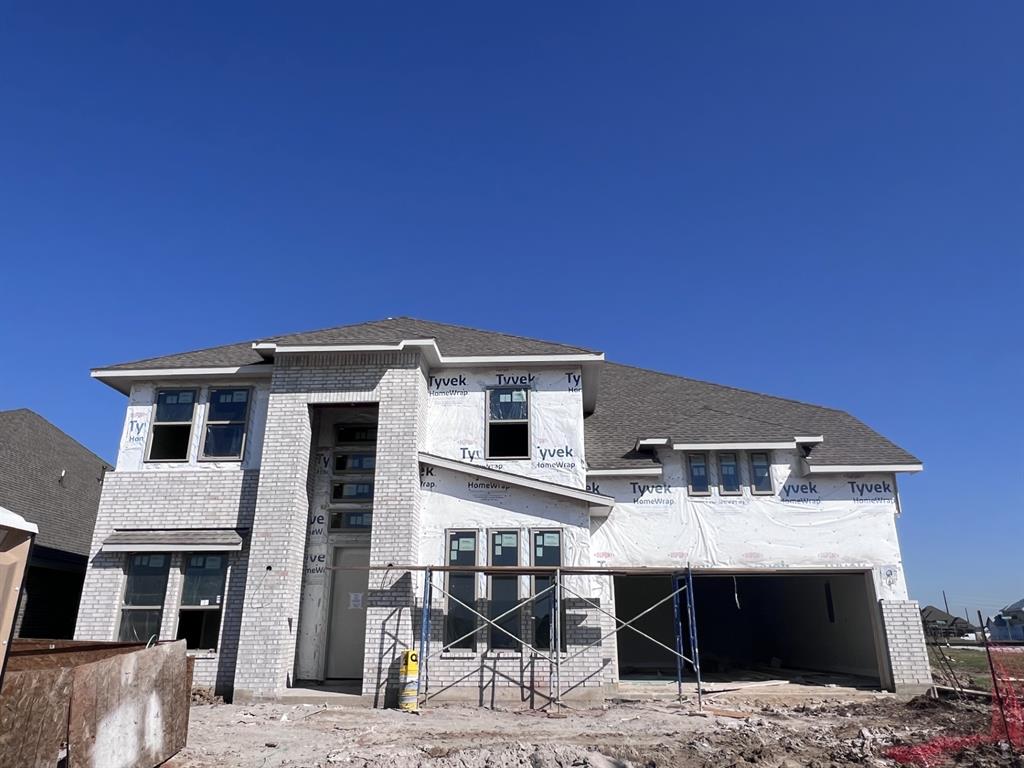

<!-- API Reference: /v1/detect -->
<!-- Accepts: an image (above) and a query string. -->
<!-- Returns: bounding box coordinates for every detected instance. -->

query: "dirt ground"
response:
[168,691,1020,768]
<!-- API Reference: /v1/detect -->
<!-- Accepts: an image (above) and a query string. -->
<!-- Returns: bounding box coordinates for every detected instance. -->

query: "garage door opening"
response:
[613,572,883,686]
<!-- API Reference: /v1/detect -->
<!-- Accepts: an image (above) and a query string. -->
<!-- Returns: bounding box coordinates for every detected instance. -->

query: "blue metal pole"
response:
[418,567,432,706]
[685,567,702,711]
[672,573,684,702]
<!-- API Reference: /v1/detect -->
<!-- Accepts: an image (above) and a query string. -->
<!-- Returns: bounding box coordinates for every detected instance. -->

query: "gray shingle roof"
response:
[0,409,111,556]
[584,363,921,470]
[93,319,919,470]
[99,317,596,370]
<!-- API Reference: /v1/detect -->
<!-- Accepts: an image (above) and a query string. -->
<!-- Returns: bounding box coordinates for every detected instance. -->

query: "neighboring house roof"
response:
[920,605,976,631]
[1002,598,1024,614]
[92,318,920,471]
[0,409,111,557]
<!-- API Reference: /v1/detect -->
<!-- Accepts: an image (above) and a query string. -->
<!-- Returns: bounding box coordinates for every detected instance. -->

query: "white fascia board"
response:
[101,542,243,553]
[636,438,670,449]
[91,364,273,379]
[804,462,924,474]
[91,364,273,394]
[0,505,38,535]
[671,441,797,451]
[260,339,604,367]
[794,435,824,444]
[587,467,663,477]
[419,452,615,511]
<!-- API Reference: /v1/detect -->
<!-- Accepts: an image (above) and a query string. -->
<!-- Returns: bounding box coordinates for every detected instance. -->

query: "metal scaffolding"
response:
[381,564,704,711]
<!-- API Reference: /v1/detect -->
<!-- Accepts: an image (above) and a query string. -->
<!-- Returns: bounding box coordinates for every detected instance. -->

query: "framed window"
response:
[147,389,197,462]
[687,453,711,495]
[176,554,228,650]
[445,531,477,650]
[489,531,519,650]
[330,510,373,529]
[486,387,530,459]
[717,452,741,495]
[750,452,774,494]
[335,425,377,444]
[334,452,376,472]
[119,554,171,642]
[532,530,565,651]
[331,481,374,502]
[201,388,251,460]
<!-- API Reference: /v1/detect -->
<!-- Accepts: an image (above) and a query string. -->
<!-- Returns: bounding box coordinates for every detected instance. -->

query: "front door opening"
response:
[326,547,370,679]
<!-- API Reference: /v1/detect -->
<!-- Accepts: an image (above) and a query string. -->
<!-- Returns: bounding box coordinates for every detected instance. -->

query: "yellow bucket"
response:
[399,650,419,711]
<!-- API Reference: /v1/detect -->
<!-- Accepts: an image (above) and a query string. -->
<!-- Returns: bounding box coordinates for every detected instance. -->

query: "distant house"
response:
[920,605,977,640]
[988,599,1024,642]
[0,409,110,638]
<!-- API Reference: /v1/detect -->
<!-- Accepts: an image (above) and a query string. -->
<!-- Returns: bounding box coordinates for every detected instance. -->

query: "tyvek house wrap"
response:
[423,368,586,489]
[588,450,908,597]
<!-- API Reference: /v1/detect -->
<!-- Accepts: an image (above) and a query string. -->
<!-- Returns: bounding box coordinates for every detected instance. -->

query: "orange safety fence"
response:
[886,645,1024,766]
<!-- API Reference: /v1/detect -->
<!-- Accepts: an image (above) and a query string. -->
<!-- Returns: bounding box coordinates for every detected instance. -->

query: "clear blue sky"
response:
[1,3,1020,619]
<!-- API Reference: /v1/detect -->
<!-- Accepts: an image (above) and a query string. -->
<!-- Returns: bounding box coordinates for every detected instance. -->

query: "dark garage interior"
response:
[613,571,883,684]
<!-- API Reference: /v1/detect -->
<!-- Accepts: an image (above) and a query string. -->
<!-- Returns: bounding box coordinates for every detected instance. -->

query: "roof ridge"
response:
[604,360,846,416]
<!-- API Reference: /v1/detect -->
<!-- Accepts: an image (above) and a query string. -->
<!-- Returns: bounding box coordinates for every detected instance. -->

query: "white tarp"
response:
[423,368,586,489]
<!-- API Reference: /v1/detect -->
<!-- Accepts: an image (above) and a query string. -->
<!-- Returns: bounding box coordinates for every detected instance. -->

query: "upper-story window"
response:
[201,388,251,460]
[750,451,774,494]
[148,389,197,462]
[486,387,529,459]
[718,452,741,495]
[687,452,711,495]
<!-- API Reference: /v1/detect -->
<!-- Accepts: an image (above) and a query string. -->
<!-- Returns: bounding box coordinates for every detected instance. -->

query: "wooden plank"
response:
[0,666,73,768]
[68,641,189,768]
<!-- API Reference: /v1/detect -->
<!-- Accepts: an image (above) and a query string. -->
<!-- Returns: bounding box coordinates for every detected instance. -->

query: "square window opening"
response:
[147,389,197,462]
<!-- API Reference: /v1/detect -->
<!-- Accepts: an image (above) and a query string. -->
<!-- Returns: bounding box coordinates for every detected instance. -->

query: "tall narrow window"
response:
[446,531,477,650]
[330,423,377,530]
[486,387,529,459]
[750,452,774,494]
[201,388,251,459]
[533,530,565,651]
[718,452,741,494]
[687,453,710,495]
[490,531,519,650]
[176,554,228,650]
[119,554,171,642]
[148,389,197,461]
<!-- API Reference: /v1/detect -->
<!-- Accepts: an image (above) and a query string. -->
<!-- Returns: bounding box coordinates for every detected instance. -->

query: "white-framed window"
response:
[532,529,565,651]
[118,553,171,642]
[445,530,478,650]
[489,530,519,650]
[200,388,252,460]
[147,389,197,462]
[749,451,774,494]
[686,452,711,495]
[330,423,377,530]
[176,553,228,650]
[717,452,741,495]
[486,387,530,459]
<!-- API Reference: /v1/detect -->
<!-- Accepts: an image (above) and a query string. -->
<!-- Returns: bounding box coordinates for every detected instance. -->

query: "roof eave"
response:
[90,364,274,395]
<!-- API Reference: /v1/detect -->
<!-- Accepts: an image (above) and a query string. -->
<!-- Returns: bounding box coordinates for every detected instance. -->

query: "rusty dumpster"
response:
[0,638,192,768]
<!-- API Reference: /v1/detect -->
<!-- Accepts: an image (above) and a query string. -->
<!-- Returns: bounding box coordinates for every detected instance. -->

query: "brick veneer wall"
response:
[880,599,933,693]
[74,469,258,695]
[232,351,424,701]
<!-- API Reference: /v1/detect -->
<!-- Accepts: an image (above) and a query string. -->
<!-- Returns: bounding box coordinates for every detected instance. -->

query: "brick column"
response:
[880,599,933,694]
[361,365,425,702]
